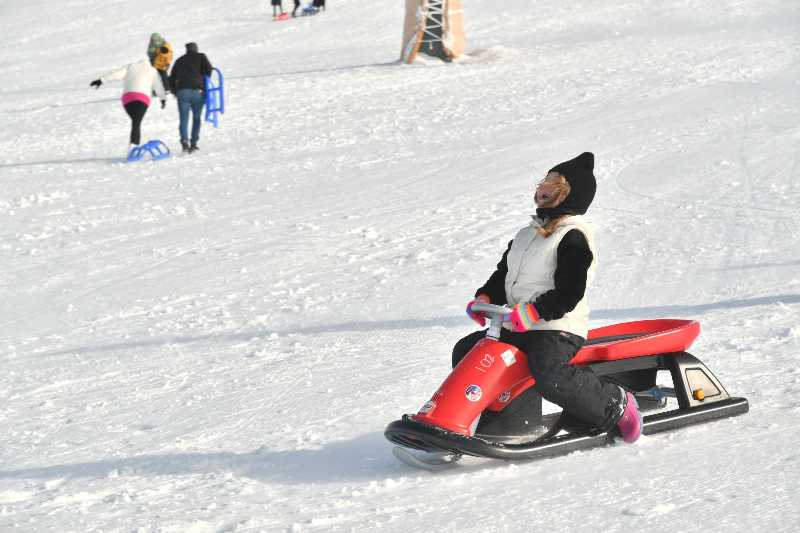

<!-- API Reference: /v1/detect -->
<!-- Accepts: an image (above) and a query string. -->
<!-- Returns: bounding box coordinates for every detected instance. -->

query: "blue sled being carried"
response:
[127,139,170,162]
[204,68,224,128]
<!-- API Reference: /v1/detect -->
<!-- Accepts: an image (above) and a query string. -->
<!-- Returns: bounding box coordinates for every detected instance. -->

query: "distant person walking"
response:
[90,59,167,152]
[147,33,173,93]
[168,42,213,154]
[272,0,285,18]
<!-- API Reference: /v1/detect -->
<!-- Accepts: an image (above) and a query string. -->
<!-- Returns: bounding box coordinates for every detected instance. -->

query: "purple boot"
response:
[616,391,643,443]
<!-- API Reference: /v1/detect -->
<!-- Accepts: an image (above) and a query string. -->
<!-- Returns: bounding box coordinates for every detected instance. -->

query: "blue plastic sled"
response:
[204,68,224,128]
[127,139,171,162]
[302,6,319,15]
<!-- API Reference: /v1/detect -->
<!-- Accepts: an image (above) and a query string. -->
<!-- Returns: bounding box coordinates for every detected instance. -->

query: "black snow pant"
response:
[123,101,148,146]
[452,329,624,433]
[292,0,300,16]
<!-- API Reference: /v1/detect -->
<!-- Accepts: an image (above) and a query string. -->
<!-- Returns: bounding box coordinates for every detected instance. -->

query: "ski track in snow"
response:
[1,0,800,531]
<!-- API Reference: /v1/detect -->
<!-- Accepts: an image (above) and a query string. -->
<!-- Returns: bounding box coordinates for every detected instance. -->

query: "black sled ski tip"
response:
[391,446,462,471]
[386,396,749,462]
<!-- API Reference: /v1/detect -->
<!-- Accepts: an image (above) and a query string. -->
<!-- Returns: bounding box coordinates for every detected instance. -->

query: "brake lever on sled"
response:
[469,302,511,340]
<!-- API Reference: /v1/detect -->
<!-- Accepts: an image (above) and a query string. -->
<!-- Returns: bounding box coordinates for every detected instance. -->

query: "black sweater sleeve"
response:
[474,240,512,305]
[533,229,593,321]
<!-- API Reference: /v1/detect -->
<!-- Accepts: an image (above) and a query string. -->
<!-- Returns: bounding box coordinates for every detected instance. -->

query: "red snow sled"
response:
[385,303,749,461]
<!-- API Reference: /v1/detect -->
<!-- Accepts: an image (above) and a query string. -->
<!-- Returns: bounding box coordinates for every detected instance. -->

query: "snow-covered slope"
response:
[1,0,799,531]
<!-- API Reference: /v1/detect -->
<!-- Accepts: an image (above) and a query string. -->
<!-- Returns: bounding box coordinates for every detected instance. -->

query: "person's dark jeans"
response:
[176,89,205,145]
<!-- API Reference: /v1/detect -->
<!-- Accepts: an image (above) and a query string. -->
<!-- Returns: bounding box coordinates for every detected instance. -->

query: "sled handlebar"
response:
[469,302,511,340]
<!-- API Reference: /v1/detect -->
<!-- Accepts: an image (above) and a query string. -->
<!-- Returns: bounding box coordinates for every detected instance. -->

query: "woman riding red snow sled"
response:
[458,152,642,444]
[386,152,748,467]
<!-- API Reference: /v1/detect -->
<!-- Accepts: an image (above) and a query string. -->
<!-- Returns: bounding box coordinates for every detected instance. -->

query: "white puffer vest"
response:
[504,215,597,338]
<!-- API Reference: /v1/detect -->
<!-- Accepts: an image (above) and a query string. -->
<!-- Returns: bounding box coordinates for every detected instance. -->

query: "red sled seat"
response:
[573,319,700,365]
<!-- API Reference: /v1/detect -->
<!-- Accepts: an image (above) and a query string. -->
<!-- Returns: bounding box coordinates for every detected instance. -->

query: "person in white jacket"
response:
[458,152,643,444]
[90,59,167,152]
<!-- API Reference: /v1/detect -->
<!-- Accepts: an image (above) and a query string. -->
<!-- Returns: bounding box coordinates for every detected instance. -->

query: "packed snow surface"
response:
[1,0,799,531]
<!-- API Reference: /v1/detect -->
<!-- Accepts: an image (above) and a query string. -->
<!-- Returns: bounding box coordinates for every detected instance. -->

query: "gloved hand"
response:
[505,303,541,332]
[160,99,166,109]
[90,79,102,89]
[466,295,491,327]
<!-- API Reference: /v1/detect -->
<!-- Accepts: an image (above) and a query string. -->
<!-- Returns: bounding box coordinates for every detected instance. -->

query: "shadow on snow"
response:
[35,293,800,359]
[0,431,485,484]
[0,156,122,169]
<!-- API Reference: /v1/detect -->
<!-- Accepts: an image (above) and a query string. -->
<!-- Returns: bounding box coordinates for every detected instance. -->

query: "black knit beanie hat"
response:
[536,152,597,219]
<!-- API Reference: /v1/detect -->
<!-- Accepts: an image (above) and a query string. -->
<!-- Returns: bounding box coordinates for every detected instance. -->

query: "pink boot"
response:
[616,391,643,443]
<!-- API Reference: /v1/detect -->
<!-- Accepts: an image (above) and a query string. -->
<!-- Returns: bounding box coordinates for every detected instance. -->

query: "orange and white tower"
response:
[402,0,465,64]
